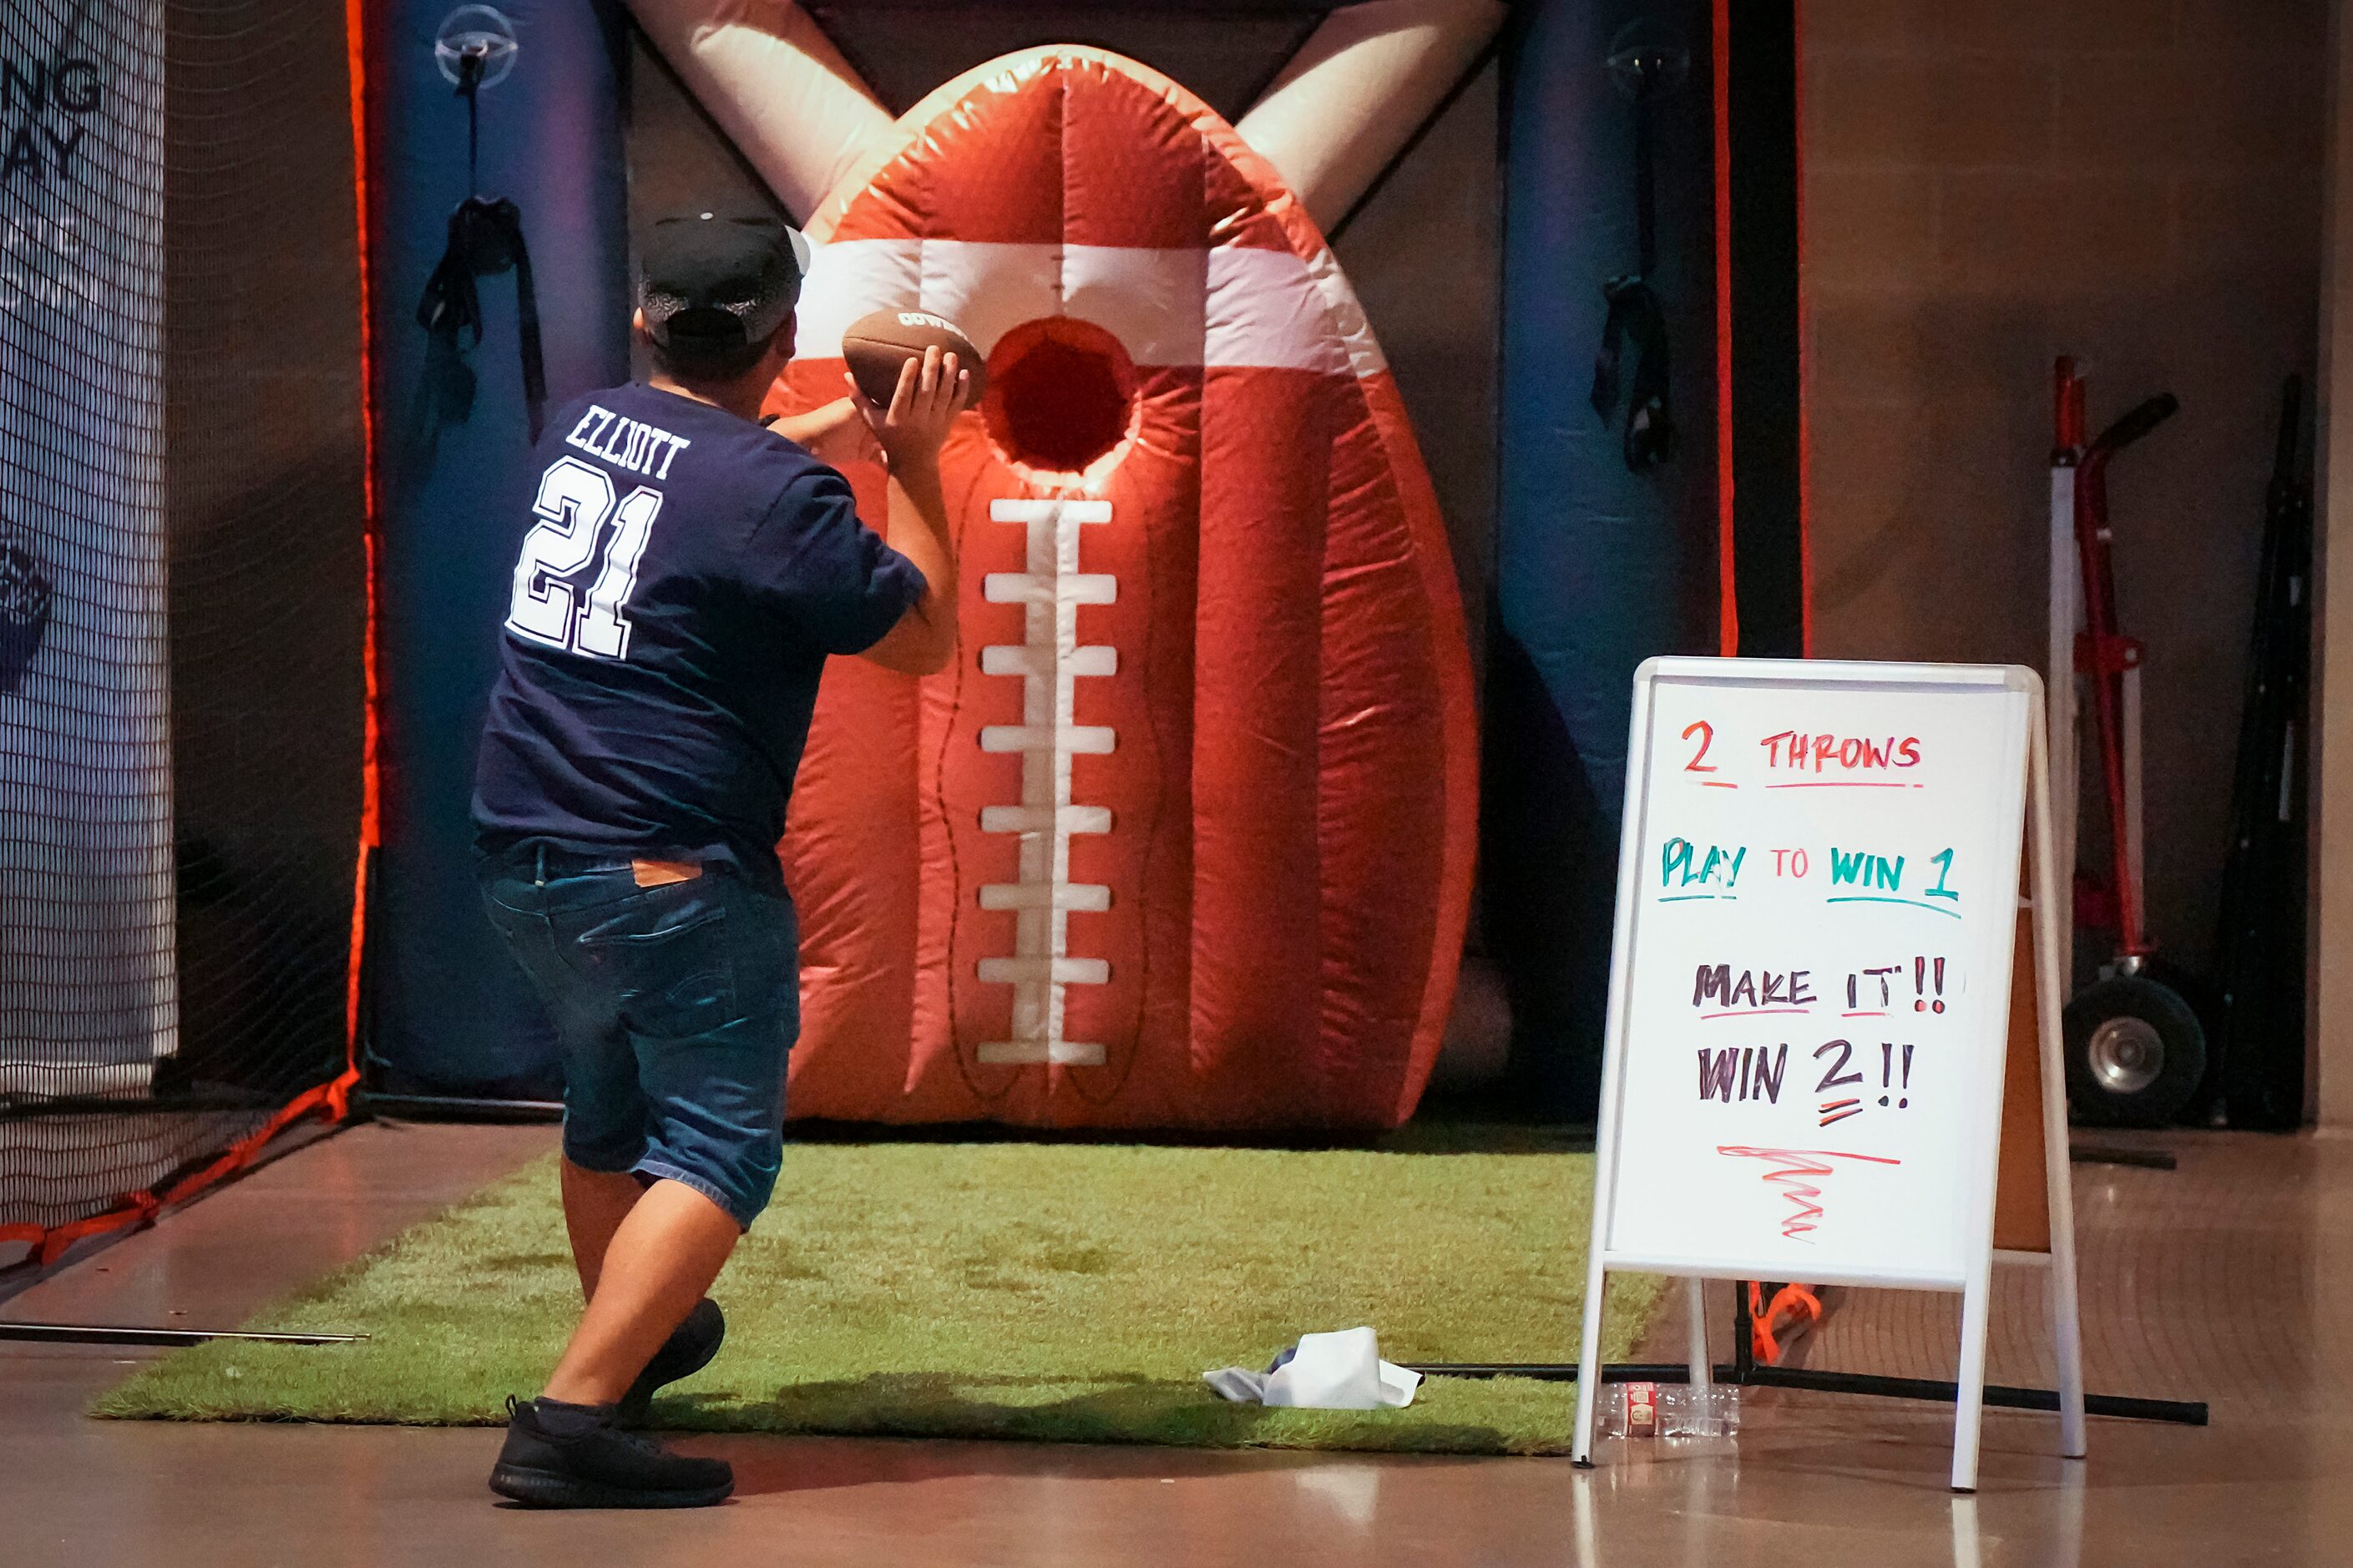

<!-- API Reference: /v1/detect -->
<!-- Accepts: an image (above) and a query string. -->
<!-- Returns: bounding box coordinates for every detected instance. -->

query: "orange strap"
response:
[1748,1280,1824,1365]
[0,1071,354,1269]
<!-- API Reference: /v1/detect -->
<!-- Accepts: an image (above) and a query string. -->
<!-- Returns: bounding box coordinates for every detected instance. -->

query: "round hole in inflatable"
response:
[980,316,1137,475]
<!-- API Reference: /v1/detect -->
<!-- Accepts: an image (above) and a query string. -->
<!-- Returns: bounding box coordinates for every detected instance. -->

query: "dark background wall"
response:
[165,1,368,1100]
[452,1,2330,1109]
[1803,0,2326,981]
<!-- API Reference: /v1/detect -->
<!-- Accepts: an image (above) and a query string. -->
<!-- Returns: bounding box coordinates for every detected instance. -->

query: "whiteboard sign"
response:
[1595,659,2036,1289]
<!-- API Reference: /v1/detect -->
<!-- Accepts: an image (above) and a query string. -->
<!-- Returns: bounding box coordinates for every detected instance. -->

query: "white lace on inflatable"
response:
[975,498,1116,1066]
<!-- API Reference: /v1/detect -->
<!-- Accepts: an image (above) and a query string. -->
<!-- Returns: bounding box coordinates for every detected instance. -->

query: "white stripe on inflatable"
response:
[1235,0,1505,233]
[923,244,1061,364]
[1210,246,1379,379]
[790,237,924,359]
[1297,244,1390,385]
[794,240,1386,377]
[1065,245,1208,367]
[624,0,893,221]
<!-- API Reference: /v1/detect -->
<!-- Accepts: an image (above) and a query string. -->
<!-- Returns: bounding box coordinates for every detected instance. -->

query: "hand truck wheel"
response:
[2063,974,2208,1128]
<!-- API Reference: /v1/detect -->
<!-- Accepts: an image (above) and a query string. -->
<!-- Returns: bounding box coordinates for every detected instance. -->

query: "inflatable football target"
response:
[631,11,1492,1129]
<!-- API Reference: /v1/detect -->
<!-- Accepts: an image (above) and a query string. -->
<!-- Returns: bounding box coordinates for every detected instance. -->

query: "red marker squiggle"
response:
[1715,1146,1903,1241]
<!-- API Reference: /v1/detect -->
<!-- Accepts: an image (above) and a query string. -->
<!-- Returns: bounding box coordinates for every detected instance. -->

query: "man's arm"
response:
[856,346,968,677]
[764,397,879,467]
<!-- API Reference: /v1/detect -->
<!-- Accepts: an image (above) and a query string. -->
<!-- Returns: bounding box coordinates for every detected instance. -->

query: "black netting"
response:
[0,2,365,1245]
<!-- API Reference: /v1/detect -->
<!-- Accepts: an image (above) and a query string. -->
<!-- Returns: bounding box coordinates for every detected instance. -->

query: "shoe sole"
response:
[490,1462,732,1510]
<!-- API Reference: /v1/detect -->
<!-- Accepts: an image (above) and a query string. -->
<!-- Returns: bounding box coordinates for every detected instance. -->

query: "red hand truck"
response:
[2048,359,2209,1125]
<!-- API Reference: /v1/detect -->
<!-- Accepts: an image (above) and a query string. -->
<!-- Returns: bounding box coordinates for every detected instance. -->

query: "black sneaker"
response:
[488,1396,733,1509]
[617,1297,726,1428]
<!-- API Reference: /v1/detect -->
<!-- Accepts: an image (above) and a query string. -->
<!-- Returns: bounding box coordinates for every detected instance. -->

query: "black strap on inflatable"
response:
[414,49,547,440]
[1591,63,1673,472]
[417,198,545,440]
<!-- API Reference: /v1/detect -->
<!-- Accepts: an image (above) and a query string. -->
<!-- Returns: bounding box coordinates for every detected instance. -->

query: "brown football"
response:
[840,308,985,410]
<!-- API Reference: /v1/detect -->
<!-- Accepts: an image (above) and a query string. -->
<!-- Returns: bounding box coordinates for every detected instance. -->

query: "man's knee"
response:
[636,1149,775,1232]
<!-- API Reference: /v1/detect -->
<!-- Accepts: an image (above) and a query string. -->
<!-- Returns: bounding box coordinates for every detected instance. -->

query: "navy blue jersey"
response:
[472,382,924,888]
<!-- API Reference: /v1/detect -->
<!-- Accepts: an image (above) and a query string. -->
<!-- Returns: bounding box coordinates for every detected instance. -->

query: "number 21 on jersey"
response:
[507,454,662,660]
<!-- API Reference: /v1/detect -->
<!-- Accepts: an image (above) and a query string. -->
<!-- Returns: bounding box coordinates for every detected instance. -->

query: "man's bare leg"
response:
[559,1158,646,1300]
[540,1178,740,1405]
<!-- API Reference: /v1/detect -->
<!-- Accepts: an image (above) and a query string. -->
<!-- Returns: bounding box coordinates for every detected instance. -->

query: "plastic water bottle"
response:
[1657,1383,1740,1440]
[1595,1381,1740,1441]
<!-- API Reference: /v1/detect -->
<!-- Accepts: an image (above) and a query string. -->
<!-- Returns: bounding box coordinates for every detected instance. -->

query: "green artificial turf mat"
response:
[96,1129,1659,1454]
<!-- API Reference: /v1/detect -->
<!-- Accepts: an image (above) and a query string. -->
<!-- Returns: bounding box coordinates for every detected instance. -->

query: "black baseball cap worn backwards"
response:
[638,210,814,352]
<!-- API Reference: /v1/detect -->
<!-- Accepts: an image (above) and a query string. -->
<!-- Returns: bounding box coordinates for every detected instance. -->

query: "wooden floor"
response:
[3,1120,2345,1565]
[1796,1132,2351,1421]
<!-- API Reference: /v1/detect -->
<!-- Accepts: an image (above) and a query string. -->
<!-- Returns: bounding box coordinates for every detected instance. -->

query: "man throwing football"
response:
[471,210,966,1508]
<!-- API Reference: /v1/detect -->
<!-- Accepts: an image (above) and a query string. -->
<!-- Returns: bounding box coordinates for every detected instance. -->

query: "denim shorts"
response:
[478,843,798,1230]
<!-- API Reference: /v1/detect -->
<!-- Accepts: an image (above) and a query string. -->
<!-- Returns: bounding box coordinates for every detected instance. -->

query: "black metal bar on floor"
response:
[1405,1363,1739,1383]
[0,1322,364,1348]
[2069,1143,2178,1171]
[1410,1360,2206,1425]
[1738,1364,2207,1425]
[353,1092,564,1121]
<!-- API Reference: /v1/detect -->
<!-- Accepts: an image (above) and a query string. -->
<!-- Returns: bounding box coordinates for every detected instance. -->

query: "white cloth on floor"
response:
[1202,1326,1422,1410]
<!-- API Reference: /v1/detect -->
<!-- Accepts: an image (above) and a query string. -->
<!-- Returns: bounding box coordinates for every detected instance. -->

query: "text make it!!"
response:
[1683,955,1954,1130]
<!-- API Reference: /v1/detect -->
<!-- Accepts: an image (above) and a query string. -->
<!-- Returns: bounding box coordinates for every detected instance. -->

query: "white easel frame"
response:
[1569,660,2087,1494]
